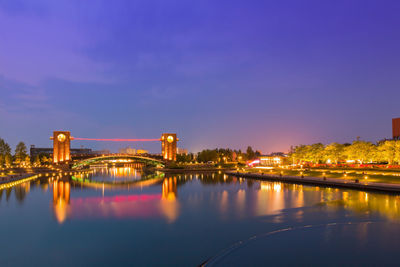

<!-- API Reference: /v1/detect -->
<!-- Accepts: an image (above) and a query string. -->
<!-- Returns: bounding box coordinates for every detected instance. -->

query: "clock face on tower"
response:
[57,134,66,142]
[167,135,174,143]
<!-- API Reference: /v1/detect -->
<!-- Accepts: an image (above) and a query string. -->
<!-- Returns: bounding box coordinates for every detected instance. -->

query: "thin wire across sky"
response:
[73,138,160,142]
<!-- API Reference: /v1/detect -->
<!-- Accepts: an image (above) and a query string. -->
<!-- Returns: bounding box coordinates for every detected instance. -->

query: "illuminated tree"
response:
[377,141,397,164]
[309,143,325,163]
[291,145,309,163]
[34,156,41,166]
[5,154,12,166]
[344,140,376,163]
[15,142,28,163]
[394,141,400,164]
[324,143,345,164]
[0,138,12,167]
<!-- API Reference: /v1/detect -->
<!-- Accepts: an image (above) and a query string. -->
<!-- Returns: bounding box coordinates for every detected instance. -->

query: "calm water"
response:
[1,166,400,266]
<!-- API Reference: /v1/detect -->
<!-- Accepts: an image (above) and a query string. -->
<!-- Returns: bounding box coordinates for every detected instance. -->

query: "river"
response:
[1,165,400,266]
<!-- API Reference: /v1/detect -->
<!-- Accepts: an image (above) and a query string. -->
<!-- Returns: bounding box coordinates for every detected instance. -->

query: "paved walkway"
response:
[226,171,400,194]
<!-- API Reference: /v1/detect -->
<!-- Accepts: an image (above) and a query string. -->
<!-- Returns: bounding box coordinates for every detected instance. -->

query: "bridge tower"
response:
[161,133,178,161]
[50,131,72,163]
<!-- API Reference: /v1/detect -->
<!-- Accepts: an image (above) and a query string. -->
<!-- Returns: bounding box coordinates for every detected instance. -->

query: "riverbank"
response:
[0,168,93,190]
[159,168,235,173]
[226,171,400,194]
[0,174,40,190]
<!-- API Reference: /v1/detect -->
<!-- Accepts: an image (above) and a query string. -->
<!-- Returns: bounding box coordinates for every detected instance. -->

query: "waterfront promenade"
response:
[227,171,400,194]
[0,168,93,190]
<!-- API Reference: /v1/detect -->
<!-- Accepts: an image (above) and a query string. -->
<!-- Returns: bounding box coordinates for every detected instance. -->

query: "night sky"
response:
[1,0,400,153]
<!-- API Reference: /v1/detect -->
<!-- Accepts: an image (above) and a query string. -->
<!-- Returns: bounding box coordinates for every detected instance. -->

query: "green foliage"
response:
[176,153,195,163]
[33,156,41,166]
[0,138,12,167]
[246,146,256,160]
[344,140,375,164]
[197,149,219,163]
[290,139,400,164]
[324,143,345,164]
[15,141,28,162]
[195,147,260,163]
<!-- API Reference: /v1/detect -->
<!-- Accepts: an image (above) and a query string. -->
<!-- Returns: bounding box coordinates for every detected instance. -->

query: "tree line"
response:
[0,138,50,167]
[177,146,261,163]
[291,139,400,165]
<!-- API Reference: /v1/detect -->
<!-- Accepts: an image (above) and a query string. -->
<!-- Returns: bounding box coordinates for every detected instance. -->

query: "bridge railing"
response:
[71,154,165,169]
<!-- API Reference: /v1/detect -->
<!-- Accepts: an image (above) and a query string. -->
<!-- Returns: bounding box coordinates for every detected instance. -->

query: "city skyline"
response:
[1,0,400,153]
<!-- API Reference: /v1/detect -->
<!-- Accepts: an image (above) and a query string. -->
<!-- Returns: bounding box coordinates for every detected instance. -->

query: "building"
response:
[119,147,136,155]
[30,146,53,158]
[177,148,188,155]
[91,150,110,155]
[136,149,149,155]
[393,118,400,140]
[259,153,287,166]
[31,145,93,158]
[161,133,178,161]
[51,131,72,163]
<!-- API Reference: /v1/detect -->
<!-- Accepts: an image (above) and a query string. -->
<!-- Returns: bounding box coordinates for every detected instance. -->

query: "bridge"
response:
[71,154,165,169]
[50,131,179,164]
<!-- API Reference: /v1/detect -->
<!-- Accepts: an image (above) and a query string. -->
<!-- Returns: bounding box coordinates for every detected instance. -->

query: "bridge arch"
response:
[71,155,165,169]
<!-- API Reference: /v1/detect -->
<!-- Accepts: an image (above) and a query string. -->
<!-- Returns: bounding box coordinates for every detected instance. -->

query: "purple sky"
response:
[1,0,400,153]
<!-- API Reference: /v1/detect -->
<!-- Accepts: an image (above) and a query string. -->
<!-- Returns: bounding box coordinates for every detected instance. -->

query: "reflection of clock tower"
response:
[161,133,178,161]
[51,131,72,163]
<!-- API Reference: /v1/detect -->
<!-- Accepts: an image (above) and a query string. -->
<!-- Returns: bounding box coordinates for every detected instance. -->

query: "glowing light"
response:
[57,134,66,142]
[248,159,260,167]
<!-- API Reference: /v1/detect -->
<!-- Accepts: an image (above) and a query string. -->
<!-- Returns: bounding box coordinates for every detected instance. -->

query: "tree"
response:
[377,140,397,164]
[176,153,194,163]
[197,149,218,163]
[246,146,256,160]
[324,143,345,164]
[15,142,28,163]
[344,140,376,163]
[5,154,12,166]
[291,145,304,163]
[33,155,41,166]
[0,138,12,167]
[309,143,325,163]
[394,141,400,164]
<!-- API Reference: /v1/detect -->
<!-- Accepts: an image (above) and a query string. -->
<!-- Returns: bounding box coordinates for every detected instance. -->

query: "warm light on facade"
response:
[51,131,72,163]
[161,133,178,161]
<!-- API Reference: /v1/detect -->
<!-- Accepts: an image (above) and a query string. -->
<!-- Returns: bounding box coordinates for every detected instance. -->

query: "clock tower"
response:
[51,131,72,163]
[161,133,178,161]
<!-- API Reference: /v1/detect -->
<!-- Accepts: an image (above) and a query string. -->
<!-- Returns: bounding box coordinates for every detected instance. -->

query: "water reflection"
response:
[2,169,400,224]
[49,170,181,224]
[53,180,70,224]
[3,168,400,266]
[160,177,180,222]
[91,164,144,182]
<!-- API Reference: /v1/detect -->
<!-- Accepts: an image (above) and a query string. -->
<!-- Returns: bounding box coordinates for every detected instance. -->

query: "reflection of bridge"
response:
[52,174,179,223]
[71,154,165,169]
[70,172,165,189]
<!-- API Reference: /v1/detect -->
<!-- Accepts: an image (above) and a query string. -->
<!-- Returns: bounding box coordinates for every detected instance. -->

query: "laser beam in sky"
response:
[74,138,160,142]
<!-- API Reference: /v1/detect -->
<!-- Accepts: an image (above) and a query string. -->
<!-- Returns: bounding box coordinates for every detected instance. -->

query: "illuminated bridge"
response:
[50,130,180,164]
[71,154,165,169]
